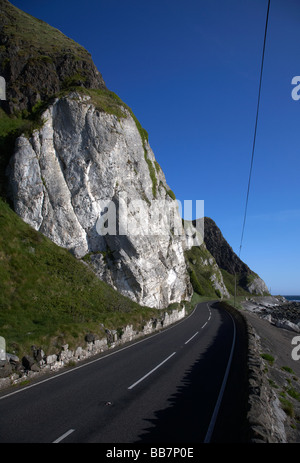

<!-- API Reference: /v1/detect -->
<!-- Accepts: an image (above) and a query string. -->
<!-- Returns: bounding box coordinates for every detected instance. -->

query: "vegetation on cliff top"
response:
[1,0,90,60]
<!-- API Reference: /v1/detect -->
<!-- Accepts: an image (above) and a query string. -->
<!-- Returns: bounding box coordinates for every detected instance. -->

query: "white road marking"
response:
[0,304,198,402]
[201,304,212,328]
[128,352,176,390]
[52,429,75,443]
[185,332,199,344]
[207,304,212,320]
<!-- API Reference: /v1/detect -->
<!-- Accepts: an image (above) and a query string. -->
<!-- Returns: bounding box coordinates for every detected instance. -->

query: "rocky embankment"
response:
[0,307,185,390]
[243,296,300,333]
[243,296,300,443]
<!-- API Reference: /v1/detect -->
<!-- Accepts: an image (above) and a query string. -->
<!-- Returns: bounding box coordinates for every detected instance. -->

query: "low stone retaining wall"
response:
[216,301,287,443]
[0,307,186,390]
[244,317,287,442]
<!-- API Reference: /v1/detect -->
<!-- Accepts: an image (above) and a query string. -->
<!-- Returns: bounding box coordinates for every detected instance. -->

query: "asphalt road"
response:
[0,301,249,443]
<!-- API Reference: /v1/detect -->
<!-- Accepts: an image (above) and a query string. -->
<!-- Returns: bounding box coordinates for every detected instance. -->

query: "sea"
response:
[283,296,300,302]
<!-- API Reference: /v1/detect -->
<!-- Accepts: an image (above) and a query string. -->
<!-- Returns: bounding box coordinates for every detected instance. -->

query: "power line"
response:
[238,0,271,259]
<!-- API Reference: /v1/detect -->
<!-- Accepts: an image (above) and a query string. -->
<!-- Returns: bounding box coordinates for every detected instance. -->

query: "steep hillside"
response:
[0,0,106,114]
[1,3,191,310]
[0,196,161,357]
[203,217,269,296]
[183,218,269,299]
[0,0,269,319]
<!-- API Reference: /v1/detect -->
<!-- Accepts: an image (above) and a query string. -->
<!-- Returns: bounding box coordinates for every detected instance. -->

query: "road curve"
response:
[0,301,249,443]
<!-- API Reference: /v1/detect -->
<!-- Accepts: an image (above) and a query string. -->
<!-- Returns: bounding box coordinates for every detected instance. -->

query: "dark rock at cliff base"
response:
[203,217,250,275]
[202,217,269,295]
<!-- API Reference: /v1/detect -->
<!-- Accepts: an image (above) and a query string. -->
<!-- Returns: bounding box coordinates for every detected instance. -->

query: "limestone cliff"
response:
[7,92,192,308]
[2,0,269,309]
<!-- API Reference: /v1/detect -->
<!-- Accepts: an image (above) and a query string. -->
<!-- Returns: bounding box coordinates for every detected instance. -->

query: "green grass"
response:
[2,1,92,63]
[144,153,158,198]
[65,87,149,146]
[261,353,275,365]
[279,395,294,418]
[166,189,176,200]
[0,197,160,358]
[220,269,255,297]
[286,387,300,402]
[281,366,295,375]
[65,87,129,120]
[185,245,222,298]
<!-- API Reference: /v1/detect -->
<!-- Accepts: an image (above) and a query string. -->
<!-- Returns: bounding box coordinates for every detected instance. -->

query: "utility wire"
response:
[238,0,270,258]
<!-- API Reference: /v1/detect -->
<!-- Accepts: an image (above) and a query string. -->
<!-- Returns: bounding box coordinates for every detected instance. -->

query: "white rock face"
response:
[247,277,269,296]
[8,94,192,308]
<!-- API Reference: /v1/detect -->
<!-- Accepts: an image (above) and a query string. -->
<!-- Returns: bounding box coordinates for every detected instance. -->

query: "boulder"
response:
[0,361,12,378]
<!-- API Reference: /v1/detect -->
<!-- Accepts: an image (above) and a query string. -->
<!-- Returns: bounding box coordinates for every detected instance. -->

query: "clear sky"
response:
[10,0,300,295]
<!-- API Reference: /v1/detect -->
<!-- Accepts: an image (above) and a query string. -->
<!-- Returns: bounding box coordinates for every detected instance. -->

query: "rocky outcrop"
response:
[7,93,192,308]
[184,238,230,299]
[204,217,269,295]
[0,0,106,114]
[243,297,300,333]
[3,0,269,308]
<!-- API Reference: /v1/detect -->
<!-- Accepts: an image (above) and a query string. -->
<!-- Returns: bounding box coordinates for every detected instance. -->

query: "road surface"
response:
[0,301,249,443]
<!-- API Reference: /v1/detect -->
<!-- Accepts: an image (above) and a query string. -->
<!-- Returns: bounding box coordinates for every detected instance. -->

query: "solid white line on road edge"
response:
[185,332,199,345]
[128,352,176,390]
[52,429,75,443]
[203,311,236,443]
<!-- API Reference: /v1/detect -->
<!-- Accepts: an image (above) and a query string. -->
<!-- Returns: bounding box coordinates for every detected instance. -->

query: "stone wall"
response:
[0,307,186,390]
[246,320,287,443]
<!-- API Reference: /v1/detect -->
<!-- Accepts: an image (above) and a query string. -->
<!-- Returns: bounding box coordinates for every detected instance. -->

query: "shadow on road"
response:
[135,304,249,443]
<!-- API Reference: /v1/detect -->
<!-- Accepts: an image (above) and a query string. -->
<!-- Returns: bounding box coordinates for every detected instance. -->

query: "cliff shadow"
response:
[134,309,249,443]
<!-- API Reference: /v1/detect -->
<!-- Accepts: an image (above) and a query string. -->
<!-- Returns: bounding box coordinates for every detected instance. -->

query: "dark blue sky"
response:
[11,0,300,295]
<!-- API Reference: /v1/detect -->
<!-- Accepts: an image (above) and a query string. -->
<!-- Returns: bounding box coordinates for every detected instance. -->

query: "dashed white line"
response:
[185,332,199,344]
[52,429,75,443]
[202,304,212,328]
[0,304,198,402]
[128,352,176,390]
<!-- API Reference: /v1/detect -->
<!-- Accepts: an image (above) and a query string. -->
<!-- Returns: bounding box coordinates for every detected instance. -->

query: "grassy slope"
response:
[1,0,90,59]
[0,197,161,357]
[185,245,220,298]
[185,243,261,301]
[0,2,194,359]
